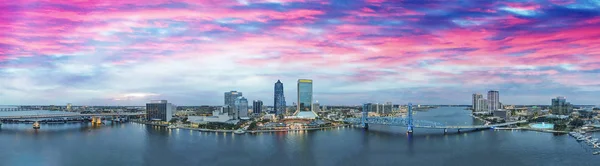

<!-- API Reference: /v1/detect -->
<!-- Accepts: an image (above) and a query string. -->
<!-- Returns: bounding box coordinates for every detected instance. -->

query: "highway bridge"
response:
[0,112,145,120]
[344,103,527,133]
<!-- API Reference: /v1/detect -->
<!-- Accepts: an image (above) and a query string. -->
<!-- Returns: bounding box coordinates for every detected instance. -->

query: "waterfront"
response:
[1,107,599,166]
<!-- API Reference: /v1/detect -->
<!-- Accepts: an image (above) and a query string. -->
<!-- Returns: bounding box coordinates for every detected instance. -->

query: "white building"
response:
[188,110,231,124]
[488,90,500,112]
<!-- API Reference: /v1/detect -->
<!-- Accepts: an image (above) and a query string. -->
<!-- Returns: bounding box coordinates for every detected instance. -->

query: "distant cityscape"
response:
[2,78,599,134]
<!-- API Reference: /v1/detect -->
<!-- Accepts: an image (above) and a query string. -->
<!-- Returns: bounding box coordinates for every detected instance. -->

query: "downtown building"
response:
[472,93,487,112]
[273,80,286,115]
[235,96,249,119]
[224,91,243,119]
[294,79,318,119]
[253,100,263,116]
[384,102,393,115]
[551,96,573,115]
[487,90,500,112]
[146,100,175,122]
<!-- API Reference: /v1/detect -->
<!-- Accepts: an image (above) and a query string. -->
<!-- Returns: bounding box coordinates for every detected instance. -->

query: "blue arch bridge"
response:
[343,103,526,134]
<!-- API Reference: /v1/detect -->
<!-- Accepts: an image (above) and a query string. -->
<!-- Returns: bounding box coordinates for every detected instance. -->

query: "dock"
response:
[569,131,600,155]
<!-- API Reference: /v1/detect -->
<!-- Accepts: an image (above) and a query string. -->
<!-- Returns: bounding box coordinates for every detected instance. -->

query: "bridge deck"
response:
[0,113,145,119]
[344,117,526,130]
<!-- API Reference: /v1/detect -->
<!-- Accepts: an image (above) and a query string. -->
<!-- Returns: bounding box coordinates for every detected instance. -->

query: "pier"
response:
[569,132,600,155]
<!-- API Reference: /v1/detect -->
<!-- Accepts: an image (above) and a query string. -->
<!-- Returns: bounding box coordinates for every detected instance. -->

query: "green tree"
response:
[169,118,177,124]
[569,119,585,127]
[248,122,258,130]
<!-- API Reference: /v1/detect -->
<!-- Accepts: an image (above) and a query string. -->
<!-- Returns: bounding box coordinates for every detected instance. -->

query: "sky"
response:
[1,0,600,106]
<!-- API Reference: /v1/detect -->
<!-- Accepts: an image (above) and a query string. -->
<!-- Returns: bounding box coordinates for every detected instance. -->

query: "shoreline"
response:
[494,127,569,134]
[132,121,351,133]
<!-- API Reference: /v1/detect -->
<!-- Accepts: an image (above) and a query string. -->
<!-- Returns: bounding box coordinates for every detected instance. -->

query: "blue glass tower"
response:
[274,80,286,115]
[294,79,318,118]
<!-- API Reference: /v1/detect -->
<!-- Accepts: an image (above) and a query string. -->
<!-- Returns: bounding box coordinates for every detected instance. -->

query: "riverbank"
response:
[494,127,569,134]
[470,114,491,123]
[132,120,350,133]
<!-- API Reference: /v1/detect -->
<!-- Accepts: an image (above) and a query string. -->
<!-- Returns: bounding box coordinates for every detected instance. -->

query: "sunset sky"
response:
[1,0,600,106]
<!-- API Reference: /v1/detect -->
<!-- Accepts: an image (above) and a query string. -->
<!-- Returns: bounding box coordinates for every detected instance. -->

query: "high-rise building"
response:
[363,103,373,112]
[384,102,393,115]
[551,96,573,115]
[253,100,263,115]
[295,79,318,118]
[370,103,383,115]
[312,102,320,112]
[472,93,483,111]
[476,98,488,112]
[224,91,242,107]
[235,97,248,119]
[66,103,72,112]
[146,100,174,122]
[487,90,499,112]
[274,80,286,115]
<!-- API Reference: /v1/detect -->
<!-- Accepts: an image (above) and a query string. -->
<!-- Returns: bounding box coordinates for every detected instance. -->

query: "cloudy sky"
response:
[1,0,599,106]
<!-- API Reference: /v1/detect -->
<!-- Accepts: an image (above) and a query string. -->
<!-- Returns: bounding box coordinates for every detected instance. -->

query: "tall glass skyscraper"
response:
[274,80,286,115]
[295,79,318,118]
[253,100,263,115]
[235,96,248,119]
[224,91,242,107]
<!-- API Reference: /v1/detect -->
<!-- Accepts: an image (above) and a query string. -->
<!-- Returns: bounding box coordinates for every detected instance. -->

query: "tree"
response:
[248,122,258,131]
[569,119,585,127]
[169,118,177,124]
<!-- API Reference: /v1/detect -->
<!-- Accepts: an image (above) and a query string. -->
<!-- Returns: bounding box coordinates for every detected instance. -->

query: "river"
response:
[0,107,598,166]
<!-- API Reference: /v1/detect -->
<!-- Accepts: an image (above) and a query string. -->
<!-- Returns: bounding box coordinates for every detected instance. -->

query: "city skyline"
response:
[2,1,600,105]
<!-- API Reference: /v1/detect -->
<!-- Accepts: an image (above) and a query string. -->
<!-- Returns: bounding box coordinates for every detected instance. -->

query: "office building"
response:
[224,91,243,107]
[146,100,174,122]
[253,100,263,115]
[313,102,321,112]
[472,93,483,111]
[384,102,393,115]
[551,96,573,115]
[363,103,373,112]
[235,96,249,119]
[294,79,318,118]
[487,90,499,112]
[274,80,286,115]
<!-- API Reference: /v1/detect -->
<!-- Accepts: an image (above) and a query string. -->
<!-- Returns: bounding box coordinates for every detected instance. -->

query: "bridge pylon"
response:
[407,103,413,133]
[362,104,369,129]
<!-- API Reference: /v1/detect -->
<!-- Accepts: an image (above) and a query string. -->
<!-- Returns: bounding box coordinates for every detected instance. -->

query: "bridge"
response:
[0,112,146,129]
[0,108,41,112]
[344,103,527,133]
[0,112,145,120]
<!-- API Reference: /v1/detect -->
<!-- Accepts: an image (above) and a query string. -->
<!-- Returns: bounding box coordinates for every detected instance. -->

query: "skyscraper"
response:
[384,102,393,115]
[224,91,242,107]
[146,100,174,122]
[295,79,318,118]
[476,98,488,112]
[487,90,499,112]
[235,97,248,119]
[472,93,483,111]
[274,80,286,115]
[551,96,573,115]
[253,100,263,115]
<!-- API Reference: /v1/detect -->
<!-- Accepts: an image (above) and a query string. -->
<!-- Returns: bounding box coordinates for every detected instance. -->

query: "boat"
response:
[593,151,600,155]
[167,125,177,129]
[33,121,40,129]
[234,129,246,134]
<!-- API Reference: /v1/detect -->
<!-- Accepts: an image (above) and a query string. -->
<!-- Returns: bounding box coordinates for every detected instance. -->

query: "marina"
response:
[569,131,600,155]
